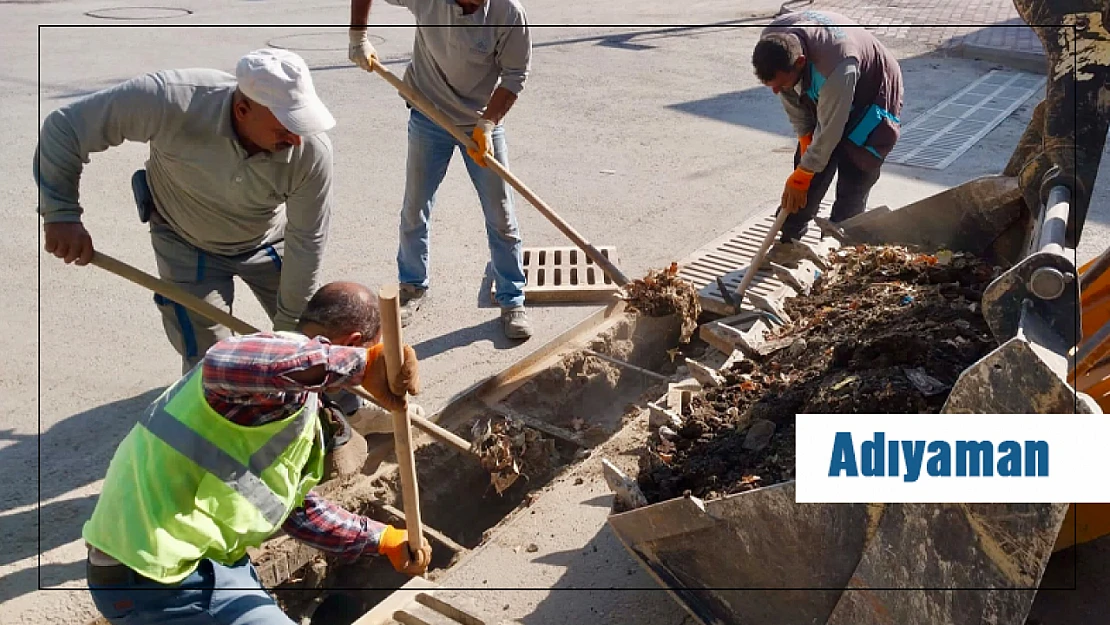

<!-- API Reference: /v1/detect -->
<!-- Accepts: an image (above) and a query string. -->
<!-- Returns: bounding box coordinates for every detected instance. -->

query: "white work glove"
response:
[349,28,378,72]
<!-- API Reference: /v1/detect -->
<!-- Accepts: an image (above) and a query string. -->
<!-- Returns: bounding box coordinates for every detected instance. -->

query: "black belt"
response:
[86,560,157,587]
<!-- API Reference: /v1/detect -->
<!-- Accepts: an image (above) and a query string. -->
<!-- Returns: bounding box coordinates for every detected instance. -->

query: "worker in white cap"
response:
[35,48,338,373]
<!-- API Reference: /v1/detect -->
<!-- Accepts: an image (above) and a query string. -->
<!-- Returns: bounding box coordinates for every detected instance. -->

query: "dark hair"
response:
[297,283,381,342]
[752,33,803,82]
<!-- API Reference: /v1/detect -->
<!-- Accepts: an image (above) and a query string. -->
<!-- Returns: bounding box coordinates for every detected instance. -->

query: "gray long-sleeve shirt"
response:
[778,58,860,174]
[384,0,531,126]
[34,68,334,331]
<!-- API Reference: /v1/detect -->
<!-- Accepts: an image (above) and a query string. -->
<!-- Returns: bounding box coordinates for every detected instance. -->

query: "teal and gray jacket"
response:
[761,10,904,173]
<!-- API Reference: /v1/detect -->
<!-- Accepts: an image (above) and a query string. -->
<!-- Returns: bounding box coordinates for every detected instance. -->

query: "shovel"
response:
[377,283,425,563]
[88,251,474,456]
[730,208,790,312]
[368,59,629,288]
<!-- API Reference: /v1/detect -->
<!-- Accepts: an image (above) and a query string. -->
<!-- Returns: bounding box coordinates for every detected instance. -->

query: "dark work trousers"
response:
[780,141,883,243]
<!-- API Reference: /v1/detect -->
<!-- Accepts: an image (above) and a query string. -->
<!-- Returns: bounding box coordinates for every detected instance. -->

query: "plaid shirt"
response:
[201,331,387,557]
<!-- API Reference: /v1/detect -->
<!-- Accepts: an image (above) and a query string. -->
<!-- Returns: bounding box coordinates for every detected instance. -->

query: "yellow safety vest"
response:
[82,366,325,584]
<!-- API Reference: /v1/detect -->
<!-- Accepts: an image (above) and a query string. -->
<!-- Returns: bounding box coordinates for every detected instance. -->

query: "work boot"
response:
[501,305,533,340]
[766,239,805,266]
[347,398,394,435]
[399,284,427,328]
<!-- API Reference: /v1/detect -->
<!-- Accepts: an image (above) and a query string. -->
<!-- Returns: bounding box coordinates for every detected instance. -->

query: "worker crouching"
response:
[82,281,431,625]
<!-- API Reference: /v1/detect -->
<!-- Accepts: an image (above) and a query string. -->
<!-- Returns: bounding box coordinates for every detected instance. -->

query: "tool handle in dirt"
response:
[732,208,790,307]
[378,283,425,557]
[369,59,630,287]
[89,250,473,456]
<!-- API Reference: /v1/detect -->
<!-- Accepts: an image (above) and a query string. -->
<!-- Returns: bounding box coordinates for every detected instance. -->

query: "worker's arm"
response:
[484,7,531,124]
[798,59,859,174]
[202,333,367,395]
[282,492,388,556]
[271,137,334,332]
[203,330,418,414]
[350,0,373,26]
[34,73,167,264]
[468,10,531,164]
[778,88,816,139]
[283,493,430,574]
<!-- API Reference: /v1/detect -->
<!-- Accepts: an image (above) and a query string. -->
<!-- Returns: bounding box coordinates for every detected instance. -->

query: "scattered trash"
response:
[904,367,949,397]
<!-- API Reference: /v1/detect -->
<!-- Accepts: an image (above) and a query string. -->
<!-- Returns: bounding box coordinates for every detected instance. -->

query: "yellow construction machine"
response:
[608,1,1110,623]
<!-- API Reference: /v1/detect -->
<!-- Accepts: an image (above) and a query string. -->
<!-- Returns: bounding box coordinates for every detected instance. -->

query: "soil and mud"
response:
[638,245,1002,504]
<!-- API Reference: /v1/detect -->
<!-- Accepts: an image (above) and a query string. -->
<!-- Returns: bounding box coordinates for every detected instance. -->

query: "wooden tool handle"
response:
[733,209,790,307]
[369,60,630,287]
[92,252,257,335]
[377,284,425,556]
[91,250,473,456]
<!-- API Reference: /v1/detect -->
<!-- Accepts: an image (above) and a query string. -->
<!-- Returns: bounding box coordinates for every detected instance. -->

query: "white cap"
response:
[235,48,335,136]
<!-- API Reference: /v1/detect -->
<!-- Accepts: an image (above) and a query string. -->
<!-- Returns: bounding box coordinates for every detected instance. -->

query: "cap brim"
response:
[275,96,336,137]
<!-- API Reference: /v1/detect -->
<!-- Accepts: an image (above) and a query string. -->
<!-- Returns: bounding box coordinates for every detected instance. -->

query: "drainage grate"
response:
[886,69,1045,170]
[678,203,835,317]
[491,246,621,303]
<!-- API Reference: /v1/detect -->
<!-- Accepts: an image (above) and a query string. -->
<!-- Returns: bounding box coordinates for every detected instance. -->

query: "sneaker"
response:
[501,305,533,340]
[399,284,427,328]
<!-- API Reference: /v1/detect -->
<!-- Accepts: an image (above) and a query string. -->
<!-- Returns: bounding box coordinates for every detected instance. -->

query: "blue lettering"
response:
[829,432,859,477]
[1025,440,1049,476]
[927,441,951,476]
[956,440,994,477]
[997,441,1022,476]
[902,440,926,483]
[862,432,885,477]
[888,440,900,477]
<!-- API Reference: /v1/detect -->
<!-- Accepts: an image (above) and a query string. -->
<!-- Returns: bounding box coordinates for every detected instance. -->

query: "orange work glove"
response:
[798,133,813,157]
[782,167,815,214]
[361,343,421,413]
[378,525,433,576]
[467,119,495,167]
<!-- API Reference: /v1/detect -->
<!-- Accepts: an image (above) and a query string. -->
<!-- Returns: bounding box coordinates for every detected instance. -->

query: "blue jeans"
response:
[88,557,295,625]
[397,109,527,309]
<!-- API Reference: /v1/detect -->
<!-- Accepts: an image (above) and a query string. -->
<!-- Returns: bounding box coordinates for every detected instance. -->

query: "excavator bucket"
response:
[608,173,1100,625]
[839,174,1031,267]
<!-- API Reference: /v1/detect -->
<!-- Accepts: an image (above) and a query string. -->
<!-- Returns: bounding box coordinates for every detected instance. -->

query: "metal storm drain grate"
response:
[491,246,622,303]
[886,69,1045,170]
[678,204,834,317]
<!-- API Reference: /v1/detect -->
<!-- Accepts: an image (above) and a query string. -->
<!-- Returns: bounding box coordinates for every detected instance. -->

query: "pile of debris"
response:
[620,262,701,342]
[470,414,557,495]
[638,244,1001,504]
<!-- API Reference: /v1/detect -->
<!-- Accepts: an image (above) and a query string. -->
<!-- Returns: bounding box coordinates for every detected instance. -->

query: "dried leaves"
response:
[470,415,554,495]
[621,262,702,342]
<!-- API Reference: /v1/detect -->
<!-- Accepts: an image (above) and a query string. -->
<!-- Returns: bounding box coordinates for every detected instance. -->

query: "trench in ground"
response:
[272,312,686,624]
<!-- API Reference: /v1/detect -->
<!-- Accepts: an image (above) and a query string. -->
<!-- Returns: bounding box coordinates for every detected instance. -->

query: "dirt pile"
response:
[638,245,1001,504]
[621,262,701,342]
